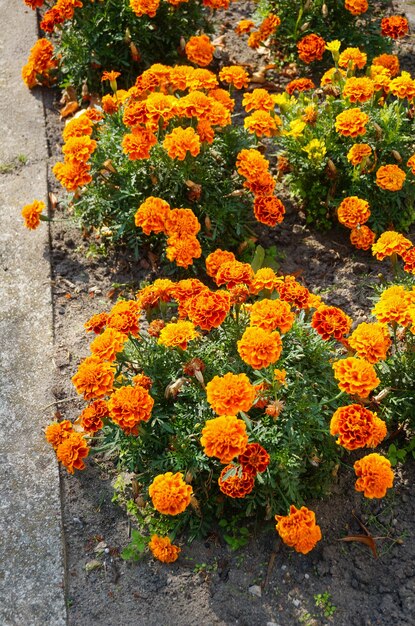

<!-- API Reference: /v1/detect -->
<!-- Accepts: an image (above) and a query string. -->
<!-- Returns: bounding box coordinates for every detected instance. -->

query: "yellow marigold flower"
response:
[250,299,295,334]
[348,322,391,363]
[275,505,322,554]
[335,108,369,138]
[206,373,256,415]
[235,19,255,35]
[108,385,154,434]
[21,199,45,230]
[311,305,352,341]
[376,164,406,191]
[237,326,282,369]
[325,40,341,53]
[149,472,192,515]
[284,119,306,137]
[148,536,180,563]
[337,196,370,228]
[201,415,248,463]
[90,327,127,362]
[72,356,115,400]
[158,320,199,350]
[302,104,318,124]
[343,76,374,103]
[354,453,394,498]
[372,231,412,260]
[244,110,281,137]
[45,420,73,449]
[369,65,392,92]
[338,47,367,70]
[56,432,89,474]
[345,0,368,15]
[163,127,200,160]
[350,225,376,250]
[219,65,249,89]
[372,285,414,326]
[185,34,215,67]
[330,404,387,450]
[302,139,326,162]
[347,143,372,166]
[250,267,281,294]
[332,357,380,398]
[320,67,346,86]
[372,53,400,77]
[274,368,287,385]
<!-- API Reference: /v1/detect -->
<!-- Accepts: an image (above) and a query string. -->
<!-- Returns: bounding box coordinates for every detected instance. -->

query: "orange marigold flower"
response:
[201,415,248,463]
[297,34,326,64]
[56,432,89,474]
[236,148,270,182]
[148,319,166,337]
[122,128,158,160]
[164,207,200,238]
[372,231,412,260]
[24,0,45,8]
[209,88,235,112]
[285,78,315,95]
[148,535,180,563]
[337,196,370,228]
[237,326,282,369]
[347,143,372,166]
[205,249,236,279]
[132,373,153,389]
[343,77,374,103]
[275,505,322,554]
[302,104,318,125]
[130,0,159,16]
[21,199,45,230]
[330,404,387,450]
[348,322,391,363]
[163,126,200,160]
[62,114,93,141]
[78,400,108,434]
[53,161,92,192]
[219,66,249,89]
[242,89,275,113]
[72,356,115,400]
[187,68,218,91]
[62,135,97,163]
[45,420,73,449]
[259,14,281,38]
[335,108,369,138]
[108,385,154,434]
[101,70,121,82]
[253,195,285,226]
[235,19,255,35]
[229,284,250,304]
[250,267,281,294]
[149,472,192,515]
[166,236,202,269]
[274,368,287,385]
[389,71,415,100]
[332,357,380,398]
[215,260,254,289]
[171,279,208,316]
[350,225,376,250]
[90,327,127,362]
[136,280,173,310]
[373,54,400,77]
[381,16,409,39]
[238,442,270,474]
[376,164,406,191]
[345,0,368,14]
[354,453,394,498]
[187,289,231,331]
[250,299,294,334]
[407,153,415,174]
[158,320,199,350]
[134,196,170,236]
[101,94,120,114]
[197,120,215,144]
[338,47,367,70]
[244,110,281,138]
[247,31,263,49]
[311,305,352,341]
[84,312,108,334]
[107,300,141,337]
[218,465,255,498]
[206,372,255,415]
[185,35,215,67]
[372,285,414,326]
[276,276,310,309]
[402,247,415,274]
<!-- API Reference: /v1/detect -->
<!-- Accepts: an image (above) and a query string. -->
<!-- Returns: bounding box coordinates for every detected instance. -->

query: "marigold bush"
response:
[274,48,415,234]
[46,254,415,555]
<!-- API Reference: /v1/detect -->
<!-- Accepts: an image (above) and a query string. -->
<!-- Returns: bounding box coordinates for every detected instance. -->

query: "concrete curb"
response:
[0,2,67,625]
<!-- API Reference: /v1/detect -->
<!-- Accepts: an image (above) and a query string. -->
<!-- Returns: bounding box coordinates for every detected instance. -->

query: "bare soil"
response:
[39,4,415,624]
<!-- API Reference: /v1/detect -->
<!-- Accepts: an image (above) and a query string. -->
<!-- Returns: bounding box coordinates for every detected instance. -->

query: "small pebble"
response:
[292,598,301,608]
[304,573,310,579]
[248,585,262,598]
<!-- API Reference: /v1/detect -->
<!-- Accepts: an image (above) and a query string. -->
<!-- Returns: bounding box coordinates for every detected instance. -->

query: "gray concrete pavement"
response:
[0,1,67,625]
